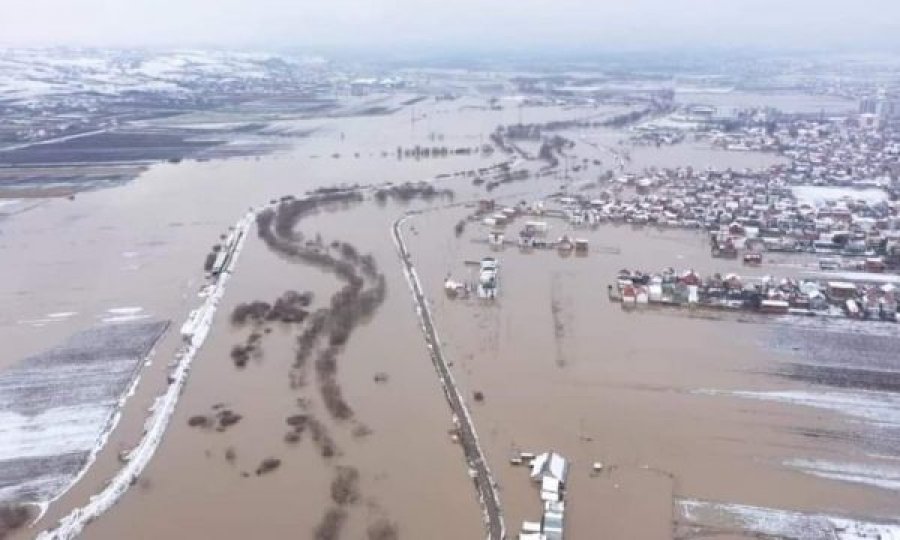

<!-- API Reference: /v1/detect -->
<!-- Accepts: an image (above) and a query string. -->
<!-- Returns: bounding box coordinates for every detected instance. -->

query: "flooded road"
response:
[393,212,505,539]
[2,92,898,539]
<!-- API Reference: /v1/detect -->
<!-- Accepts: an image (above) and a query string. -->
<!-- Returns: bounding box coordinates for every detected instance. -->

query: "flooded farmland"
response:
[2,89,899,540]
[403,204,900,539]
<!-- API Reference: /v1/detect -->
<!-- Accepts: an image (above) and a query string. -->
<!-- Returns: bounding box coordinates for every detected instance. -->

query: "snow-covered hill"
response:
[0,48,327,104]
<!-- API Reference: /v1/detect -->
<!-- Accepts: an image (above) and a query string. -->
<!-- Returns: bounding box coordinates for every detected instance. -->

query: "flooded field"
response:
[403,205,900,538]
[1,91,898,539]
[564,125,787,176]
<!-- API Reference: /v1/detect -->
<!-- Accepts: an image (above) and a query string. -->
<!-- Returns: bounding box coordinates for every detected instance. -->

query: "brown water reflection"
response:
[403,206,899,538]
[2,95,892,540]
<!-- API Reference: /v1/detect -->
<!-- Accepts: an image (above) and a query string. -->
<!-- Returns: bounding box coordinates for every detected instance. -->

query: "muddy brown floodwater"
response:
[403,205,900,538]
[76,199,490,540]
[2,92,895,540]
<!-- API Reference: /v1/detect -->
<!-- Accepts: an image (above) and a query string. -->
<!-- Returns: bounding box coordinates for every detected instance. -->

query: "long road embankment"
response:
[37,210,255,540]
[391,212,506,540]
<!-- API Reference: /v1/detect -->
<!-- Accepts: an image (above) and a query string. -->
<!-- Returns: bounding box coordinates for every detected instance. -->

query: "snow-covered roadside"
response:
[36,210,255,540]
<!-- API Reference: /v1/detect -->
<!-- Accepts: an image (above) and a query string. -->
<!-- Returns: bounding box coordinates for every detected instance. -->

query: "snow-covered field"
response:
[695,387,900,492]
[785,458,900,492]
[679,499,900,539]
[726,389,900,428]
[0,320,169,506]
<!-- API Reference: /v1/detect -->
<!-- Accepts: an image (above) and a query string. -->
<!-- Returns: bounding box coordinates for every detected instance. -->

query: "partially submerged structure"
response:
[478,257,499,299]
[518,451,569,540]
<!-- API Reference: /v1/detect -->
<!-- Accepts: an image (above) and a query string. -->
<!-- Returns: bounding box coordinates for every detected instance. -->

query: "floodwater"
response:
[566,126,787,174]
[77,202,487,540]
[3,97,632,539]
[1,92,896,539]
[402,204,900,538]
[405,208,900,538]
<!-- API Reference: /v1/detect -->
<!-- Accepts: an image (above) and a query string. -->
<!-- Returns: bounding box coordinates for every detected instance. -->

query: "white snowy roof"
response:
[541,476,560,494]
[531,451,568,483]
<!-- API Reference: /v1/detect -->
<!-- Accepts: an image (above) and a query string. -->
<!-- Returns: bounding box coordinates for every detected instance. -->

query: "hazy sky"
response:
[3,0,900,53]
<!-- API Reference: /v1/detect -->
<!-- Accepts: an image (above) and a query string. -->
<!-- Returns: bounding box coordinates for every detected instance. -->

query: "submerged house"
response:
[530,452,568,482]
[522,452,569,540]
[530,452,568,500]
[477,257,499,299]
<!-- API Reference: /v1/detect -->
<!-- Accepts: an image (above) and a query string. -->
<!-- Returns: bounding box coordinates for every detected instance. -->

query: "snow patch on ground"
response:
[679,498,900,539]
[105,307,144,315]
[0,406,110,461]
[0,320,169,506]
[724,389,900,428]
[800,270,900,286]
[791,186,889,206]
[100,314,150,324]
[0,199,23,209]
[0,49,289,102]
[775,314,900,336]
[785,459,900,492]
[15,311,76,326]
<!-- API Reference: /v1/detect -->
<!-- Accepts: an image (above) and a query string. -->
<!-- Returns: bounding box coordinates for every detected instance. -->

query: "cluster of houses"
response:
[705,116,900,190]
[549,167,900,270]
[442,256,500,300]
[613,268,898,321]
[572,103,900,269]
[514,451,569,540]
[477,200,591,254]
[702,187,900,269]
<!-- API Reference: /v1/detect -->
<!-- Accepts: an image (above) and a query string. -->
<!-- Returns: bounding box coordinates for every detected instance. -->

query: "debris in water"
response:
[330,467,360,506]
[216,409,242,430]
[255,458,281,476]
[187,415,210,428]
[313,507,347,540]
[367,519,400,540]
